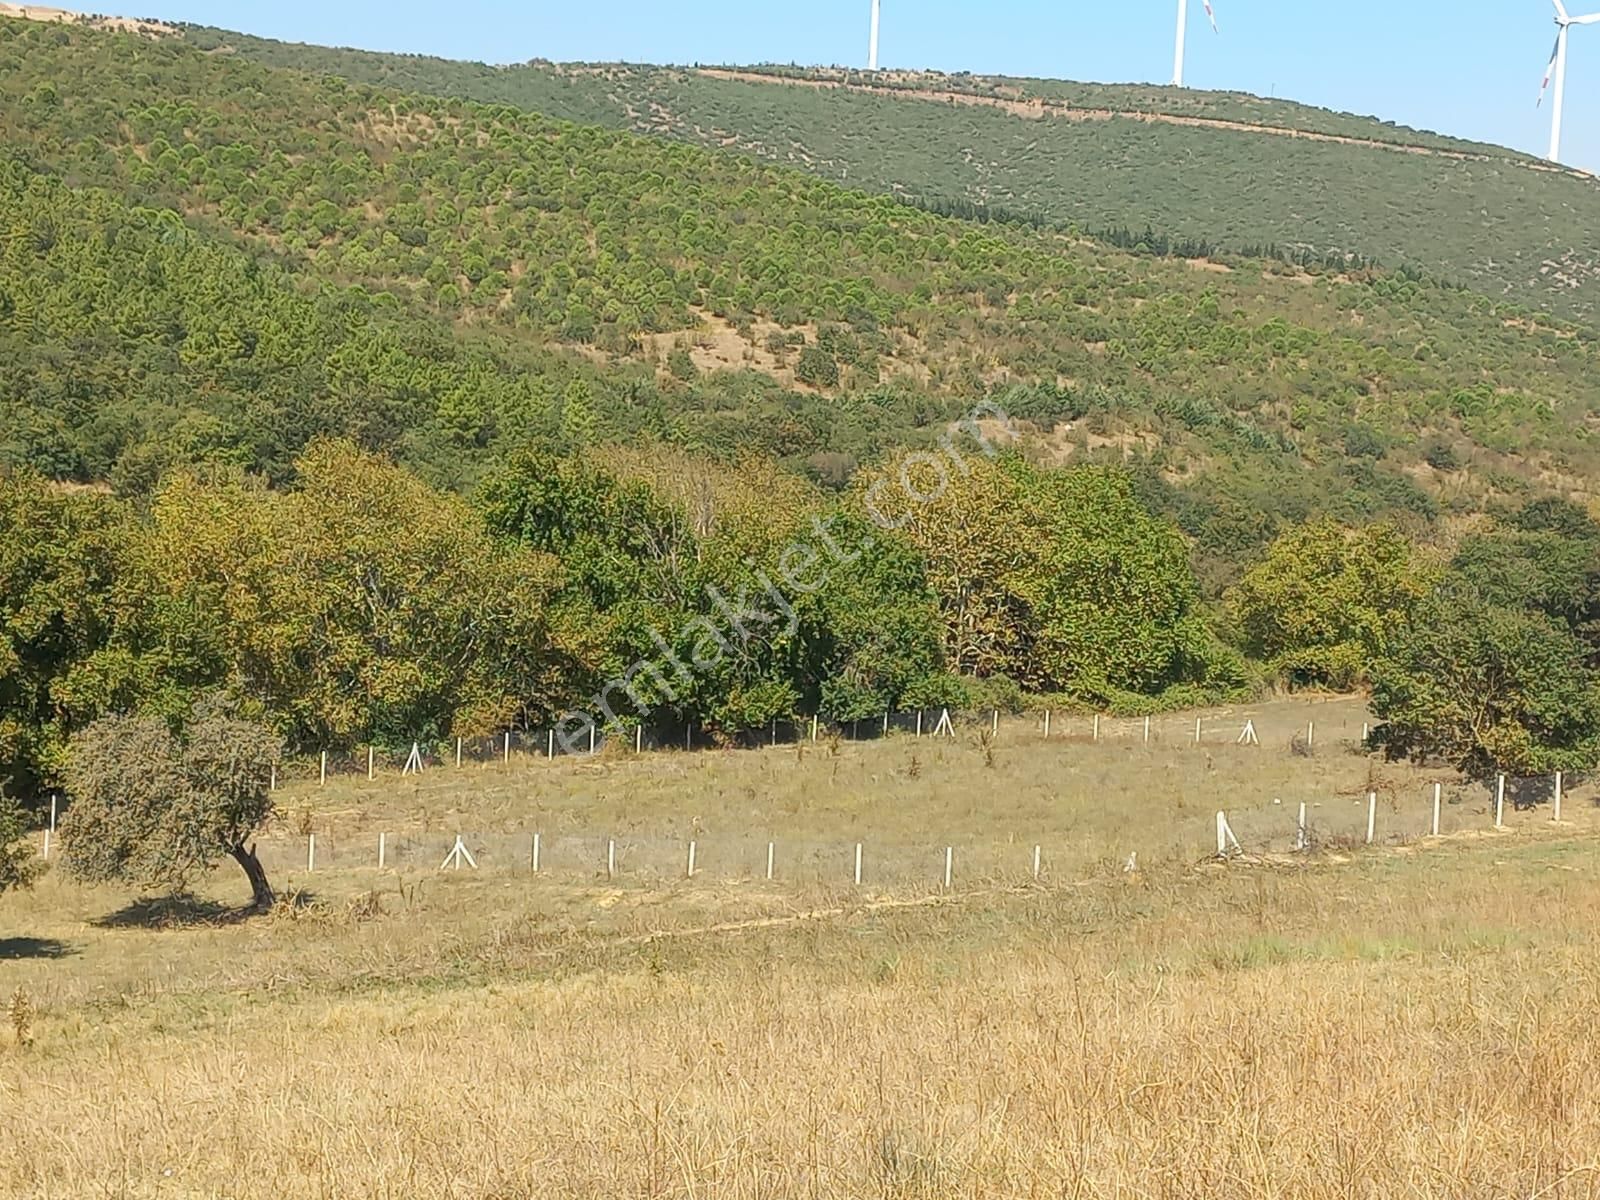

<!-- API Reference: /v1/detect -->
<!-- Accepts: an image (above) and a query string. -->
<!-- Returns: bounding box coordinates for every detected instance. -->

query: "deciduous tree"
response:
[1370,586,1600,776]
[1229,519,1435,689]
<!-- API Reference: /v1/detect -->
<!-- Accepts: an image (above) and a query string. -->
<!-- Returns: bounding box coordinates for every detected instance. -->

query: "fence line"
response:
[275,705,1372,788]
[241,773,1573,887]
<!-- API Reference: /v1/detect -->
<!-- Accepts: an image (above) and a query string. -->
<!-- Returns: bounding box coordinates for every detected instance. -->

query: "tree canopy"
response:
[1371,502,1600,775]
[1229,520,1437,690]
[60,705,282,908]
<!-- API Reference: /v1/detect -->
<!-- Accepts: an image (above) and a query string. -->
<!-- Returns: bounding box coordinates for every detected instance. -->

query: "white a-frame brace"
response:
[402,741,424,776]
[1215,811,1242,857]
[440,835,478,871]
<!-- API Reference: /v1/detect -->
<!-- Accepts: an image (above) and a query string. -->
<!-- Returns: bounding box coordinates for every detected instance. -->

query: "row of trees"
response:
[6,452,1600,908]
[0,439,1252,805]
[8,433,1598,812]
[1229,501,1600,776]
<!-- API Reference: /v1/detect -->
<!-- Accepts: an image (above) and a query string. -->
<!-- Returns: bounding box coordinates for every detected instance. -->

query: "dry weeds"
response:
[3,697,1598,1197]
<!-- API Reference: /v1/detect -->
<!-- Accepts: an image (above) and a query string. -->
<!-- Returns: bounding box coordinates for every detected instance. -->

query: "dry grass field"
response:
[5,695,1600,1198]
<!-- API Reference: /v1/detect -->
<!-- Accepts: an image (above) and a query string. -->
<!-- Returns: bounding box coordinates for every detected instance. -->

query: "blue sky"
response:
[144,1,1599,169]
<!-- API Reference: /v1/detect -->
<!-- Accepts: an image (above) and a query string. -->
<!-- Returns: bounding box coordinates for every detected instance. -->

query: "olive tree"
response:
[60,710,281,910]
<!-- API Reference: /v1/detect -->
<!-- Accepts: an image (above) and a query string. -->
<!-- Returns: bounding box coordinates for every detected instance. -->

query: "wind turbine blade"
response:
[1554,0,1571,22]
[1204,0,1219,33]
[1538,32,1561,106]
[1570,11,1600,23]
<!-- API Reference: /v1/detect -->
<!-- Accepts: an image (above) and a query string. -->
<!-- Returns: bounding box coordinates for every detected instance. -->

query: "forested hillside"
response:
[3,14,1599,581]
[187,27,1600,321]
[3,13,1600,798]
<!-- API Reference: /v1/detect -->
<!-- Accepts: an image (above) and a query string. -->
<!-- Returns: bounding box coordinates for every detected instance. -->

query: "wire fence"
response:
[241,771,1573,889]
[33,697,1574,888]
[274,703,1373,786]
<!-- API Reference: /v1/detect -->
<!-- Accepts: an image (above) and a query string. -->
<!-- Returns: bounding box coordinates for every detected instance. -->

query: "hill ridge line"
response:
[695,68,1596,185]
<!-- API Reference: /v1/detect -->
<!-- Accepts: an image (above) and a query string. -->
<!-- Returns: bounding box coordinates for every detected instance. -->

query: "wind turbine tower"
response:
[869,0,881,70]
[1541,0,1600,162]
[1172,0,1218,88]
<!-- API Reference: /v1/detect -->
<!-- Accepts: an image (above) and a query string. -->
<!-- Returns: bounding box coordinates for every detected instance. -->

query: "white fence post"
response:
[1043,710,1051,739]
[1366,792,1376,845]
[944,846,953,890]
[687,840,697,879]
[504,731,512,764]
[456,737,463,768]
[854,842,863,886]
[1144,716,1151,745]
[607,839,616,880]
[1032,844,1041,881]
[1554,771,1564,823]
[1194,717,1201,745]
[319,751,327,786]
[1295,801,1306,851]
[1307,721,1315,749]
[991,709,999,736]
[548,729,555,759]
[915,711,923,738]
[766,841,775,881]
[377,831,386,870]
[1495,774,1505,829]
[1431,783,1442,837]
[588,725,596,755]
[636,726,643,753]
[367,746,374,781]
[43,793,55,859]
[269,764,277,792]
[532,832,541,874]
[307,833,316,872]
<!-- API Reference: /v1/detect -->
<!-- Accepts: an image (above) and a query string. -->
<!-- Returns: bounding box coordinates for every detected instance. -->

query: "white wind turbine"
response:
[1172,0,1219,88]
[1539,0,1600,162]
[868,0,881,70]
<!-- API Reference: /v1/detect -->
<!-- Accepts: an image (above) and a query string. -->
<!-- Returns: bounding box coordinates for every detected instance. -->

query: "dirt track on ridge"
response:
[696,68,1595,183]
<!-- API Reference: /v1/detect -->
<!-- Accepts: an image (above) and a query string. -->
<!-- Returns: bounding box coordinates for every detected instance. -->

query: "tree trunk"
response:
[230,842,274,911]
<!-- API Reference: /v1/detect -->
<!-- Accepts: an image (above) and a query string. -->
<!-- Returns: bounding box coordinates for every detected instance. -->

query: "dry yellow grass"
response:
[4,697,1599,1197]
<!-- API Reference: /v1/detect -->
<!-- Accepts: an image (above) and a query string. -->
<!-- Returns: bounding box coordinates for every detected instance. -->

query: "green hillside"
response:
[1,14,1598,582]
[5,13,1600,786]
[185,29,1600,321]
